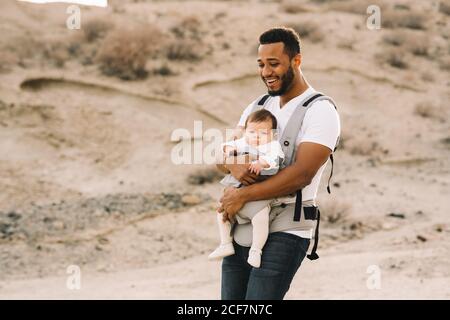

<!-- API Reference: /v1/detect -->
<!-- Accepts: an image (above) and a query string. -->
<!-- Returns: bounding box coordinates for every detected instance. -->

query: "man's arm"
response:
[219,142,331,220]
[243,142,331,200]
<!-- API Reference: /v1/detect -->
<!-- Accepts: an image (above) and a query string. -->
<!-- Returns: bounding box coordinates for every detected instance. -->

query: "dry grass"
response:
[289,21,325,43]
[95,24,164,80]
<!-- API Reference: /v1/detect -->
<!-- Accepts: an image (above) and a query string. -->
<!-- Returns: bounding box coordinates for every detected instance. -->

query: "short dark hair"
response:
[259,27,301,59]
[245,109,277,130]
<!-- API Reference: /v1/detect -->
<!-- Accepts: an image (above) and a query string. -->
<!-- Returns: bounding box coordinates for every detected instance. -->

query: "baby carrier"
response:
[247,92,340,260]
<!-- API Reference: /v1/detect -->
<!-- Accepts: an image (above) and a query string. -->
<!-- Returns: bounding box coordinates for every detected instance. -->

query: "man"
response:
[216,27,341,300]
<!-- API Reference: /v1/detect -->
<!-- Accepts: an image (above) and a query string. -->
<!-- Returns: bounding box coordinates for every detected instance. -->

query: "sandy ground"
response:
[0,0,449,299]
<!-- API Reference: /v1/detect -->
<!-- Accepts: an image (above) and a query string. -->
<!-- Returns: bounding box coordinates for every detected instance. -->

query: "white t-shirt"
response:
[238,87,341,239]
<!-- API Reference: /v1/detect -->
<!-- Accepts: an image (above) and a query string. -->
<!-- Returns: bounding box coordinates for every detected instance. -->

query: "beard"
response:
[265,65,295,97]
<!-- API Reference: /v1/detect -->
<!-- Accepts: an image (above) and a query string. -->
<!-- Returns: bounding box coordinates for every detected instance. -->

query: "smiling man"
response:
[217,27,341,300]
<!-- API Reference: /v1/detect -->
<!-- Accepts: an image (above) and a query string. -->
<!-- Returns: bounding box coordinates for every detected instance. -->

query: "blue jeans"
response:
[221,232,310,300]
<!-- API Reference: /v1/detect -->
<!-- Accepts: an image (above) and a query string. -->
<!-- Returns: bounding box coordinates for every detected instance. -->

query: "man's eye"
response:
[270,63,279,67]
[258,64,264,68]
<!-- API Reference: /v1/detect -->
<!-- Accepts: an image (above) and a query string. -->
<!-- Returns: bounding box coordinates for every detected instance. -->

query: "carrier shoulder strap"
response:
[280,92,339,261]
[249,94,271,114]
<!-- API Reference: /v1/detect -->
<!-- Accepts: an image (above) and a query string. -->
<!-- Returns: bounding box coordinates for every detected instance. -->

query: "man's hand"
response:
[225,154,258,186]
[218,187,247,222]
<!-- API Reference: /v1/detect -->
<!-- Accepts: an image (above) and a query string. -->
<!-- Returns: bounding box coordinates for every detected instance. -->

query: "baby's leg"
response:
[208,212,235,260]
[250,206,270,250]
[216,211,233,245]
[248,206,270,268]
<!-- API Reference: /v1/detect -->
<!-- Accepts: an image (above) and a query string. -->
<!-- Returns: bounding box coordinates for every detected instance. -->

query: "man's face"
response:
[257,42,296,96]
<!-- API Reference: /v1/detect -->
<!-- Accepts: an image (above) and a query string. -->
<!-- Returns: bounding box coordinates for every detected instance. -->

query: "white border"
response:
[18,0,107,7]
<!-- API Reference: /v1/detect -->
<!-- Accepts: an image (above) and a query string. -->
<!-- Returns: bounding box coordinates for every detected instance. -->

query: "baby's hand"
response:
[249,161,263,175]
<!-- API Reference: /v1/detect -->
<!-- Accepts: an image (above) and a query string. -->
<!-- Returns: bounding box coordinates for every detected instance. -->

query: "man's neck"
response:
[279,74,309,108]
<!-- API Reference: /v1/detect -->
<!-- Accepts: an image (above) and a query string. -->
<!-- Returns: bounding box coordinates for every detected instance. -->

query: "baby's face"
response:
[244,120,274,147]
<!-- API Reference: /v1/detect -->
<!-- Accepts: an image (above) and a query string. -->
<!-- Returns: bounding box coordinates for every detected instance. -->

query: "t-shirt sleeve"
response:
[299,100,341,151]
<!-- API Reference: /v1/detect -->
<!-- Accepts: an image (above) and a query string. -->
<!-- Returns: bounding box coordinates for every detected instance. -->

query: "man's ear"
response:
[292,54,302,68]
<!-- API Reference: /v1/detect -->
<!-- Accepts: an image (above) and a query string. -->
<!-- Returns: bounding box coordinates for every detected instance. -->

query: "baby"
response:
[208,109,285,268]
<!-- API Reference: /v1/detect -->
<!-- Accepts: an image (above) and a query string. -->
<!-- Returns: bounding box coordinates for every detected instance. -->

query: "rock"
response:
[52,221,65,230]
[98,237,109,245]
[417,235,427,242]
[382,222,396,230]
[7,211,21,221]
[387,213,405,219]
[181,194,201,206]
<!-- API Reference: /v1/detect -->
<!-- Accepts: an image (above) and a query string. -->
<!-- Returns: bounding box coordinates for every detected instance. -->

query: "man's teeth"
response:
[267,79,277,84]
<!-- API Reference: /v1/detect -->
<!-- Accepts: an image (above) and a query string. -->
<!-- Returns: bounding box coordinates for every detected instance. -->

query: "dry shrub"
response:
[289,21,325,43]
[0,51,19,73]
[383,10,428,30]
[329,0,387,14]
[82,17,113,42]
[96,25,164,80]
[348,140,384,156]
[187,168,223,185]
[319,198,352,225]
[171,15,202,40]
[421,71,435,82]
[4,35,43,66]
[166,39,203,61]
[414,102,446,122]
[337,37,356,50]
[152,64,176,76]
[382,31,430,58]
[382,30,409,46]
[439,0,450,15]
[376,49,409,69]
[439,57,450,71]
[42,39,70,68]
[280,1,311,13]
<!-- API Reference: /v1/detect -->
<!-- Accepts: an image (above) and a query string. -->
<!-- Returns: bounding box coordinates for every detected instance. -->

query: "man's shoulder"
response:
[306,98,339,118]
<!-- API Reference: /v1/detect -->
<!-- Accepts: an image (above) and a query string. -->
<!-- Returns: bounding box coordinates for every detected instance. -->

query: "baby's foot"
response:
[247,247,262,268]
[208,243,235,260]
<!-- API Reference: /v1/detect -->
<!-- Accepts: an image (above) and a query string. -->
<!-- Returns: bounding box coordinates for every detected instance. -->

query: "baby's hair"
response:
[245,109,277,129]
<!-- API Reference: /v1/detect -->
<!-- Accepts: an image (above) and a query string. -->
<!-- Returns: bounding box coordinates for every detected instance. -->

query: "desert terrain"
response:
[0,0,449,299]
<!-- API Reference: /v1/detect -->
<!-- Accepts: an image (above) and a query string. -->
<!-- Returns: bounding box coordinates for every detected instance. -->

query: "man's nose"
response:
[261,65,273,78]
